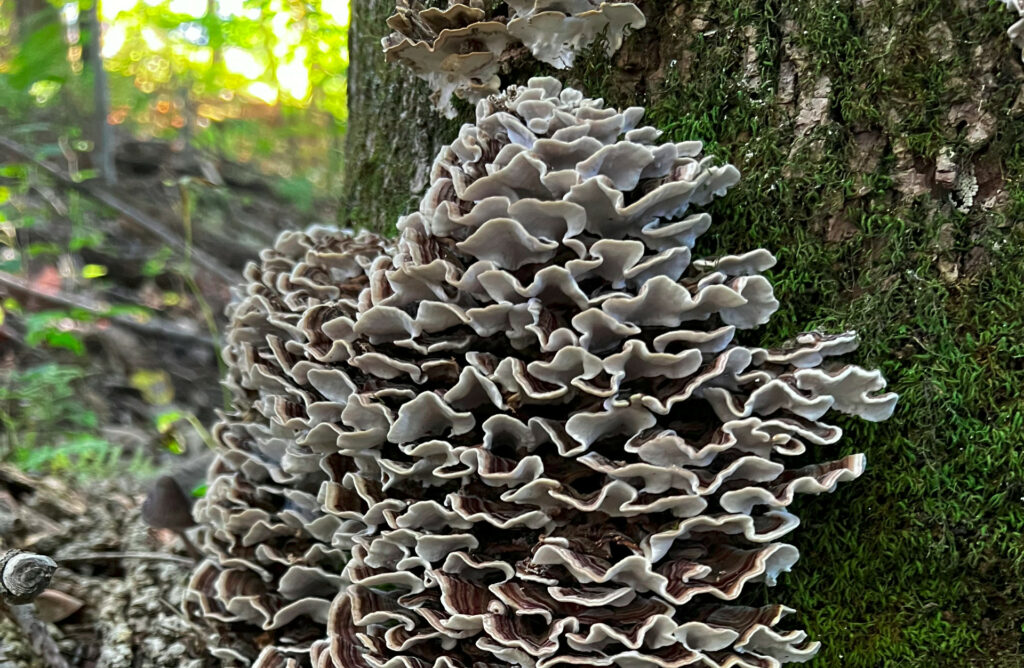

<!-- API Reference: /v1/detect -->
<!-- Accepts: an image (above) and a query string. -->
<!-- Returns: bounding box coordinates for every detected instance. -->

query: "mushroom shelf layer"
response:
[382,1,646,117]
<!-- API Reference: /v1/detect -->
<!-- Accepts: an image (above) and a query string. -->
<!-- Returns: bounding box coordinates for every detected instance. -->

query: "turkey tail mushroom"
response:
[382,1,645,117]
[1006,0,1024,61]
[186,80,896,666]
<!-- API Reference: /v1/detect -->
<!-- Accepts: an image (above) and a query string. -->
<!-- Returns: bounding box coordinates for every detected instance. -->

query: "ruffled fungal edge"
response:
[382,1,646,117]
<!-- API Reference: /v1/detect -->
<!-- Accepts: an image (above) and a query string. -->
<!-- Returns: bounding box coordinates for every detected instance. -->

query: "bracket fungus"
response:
[382,1,646,117]
[187,79,897,667]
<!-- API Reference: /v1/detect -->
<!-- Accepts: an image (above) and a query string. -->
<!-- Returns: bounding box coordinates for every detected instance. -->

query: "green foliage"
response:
[6,17,65,92]
[23,310,88,355]
[0,0,350,197]
[0,363,143,479]
[20,303,151,355]
[272,175,315,213]
[154,407,216,454]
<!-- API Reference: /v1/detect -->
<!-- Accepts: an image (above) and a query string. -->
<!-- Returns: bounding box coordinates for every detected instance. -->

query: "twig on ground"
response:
[57,551,194,566]
[0,550,69,668]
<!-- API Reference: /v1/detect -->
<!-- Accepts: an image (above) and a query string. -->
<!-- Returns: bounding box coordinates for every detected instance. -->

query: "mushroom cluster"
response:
[382,1,645,117]
[187,78,896,668]
[183,227,392,663]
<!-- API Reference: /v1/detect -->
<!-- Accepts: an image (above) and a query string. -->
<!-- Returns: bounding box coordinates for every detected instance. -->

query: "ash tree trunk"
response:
[341,1,1024,665]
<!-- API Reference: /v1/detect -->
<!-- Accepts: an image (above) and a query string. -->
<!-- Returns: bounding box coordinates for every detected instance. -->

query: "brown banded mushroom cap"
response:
[34,588,85,623]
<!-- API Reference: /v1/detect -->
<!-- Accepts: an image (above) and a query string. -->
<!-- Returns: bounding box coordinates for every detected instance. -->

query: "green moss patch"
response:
[561,0,1024,664]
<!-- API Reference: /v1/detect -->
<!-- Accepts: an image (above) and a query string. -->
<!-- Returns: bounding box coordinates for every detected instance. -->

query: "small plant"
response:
[0,363,149,479]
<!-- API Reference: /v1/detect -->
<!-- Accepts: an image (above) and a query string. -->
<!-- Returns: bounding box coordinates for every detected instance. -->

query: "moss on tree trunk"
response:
[343,1,1024,664]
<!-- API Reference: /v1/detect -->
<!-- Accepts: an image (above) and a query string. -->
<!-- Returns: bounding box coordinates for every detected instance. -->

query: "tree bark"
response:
[341,2,1024,665]
[12,0,49,42]
[341,0,460,233]
[84,0,117,186]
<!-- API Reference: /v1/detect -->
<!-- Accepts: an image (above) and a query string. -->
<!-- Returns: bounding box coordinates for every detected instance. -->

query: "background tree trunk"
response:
[84,1,116,186]
[13,0,49,42]
[342,1,1024,665]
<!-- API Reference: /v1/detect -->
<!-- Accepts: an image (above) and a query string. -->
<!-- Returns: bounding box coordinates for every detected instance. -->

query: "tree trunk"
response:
[342,1,1024,665]
[341,0,460,233]
[84,1,116,185]
[12,0,49,42]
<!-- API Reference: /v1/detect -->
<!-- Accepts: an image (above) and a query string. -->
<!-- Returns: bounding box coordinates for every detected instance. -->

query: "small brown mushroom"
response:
[141,476,200,559]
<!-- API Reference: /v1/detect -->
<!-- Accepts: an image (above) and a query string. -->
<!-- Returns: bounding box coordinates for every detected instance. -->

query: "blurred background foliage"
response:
[0,0,350,192]
[0,0,352,479]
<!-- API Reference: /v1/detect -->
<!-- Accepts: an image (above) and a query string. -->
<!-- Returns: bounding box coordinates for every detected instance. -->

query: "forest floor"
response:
[0,135,328,667]
[0,466,210,667]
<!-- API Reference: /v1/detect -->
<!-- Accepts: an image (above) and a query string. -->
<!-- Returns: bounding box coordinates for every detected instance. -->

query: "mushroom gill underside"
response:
[184,77,897,668]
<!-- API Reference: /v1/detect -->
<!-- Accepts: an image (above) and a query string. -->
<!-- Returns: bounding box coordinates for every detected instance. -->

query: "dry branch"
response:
[0,550,68,668]
[0,550,56,604]
[0,269,215,347]
[57,551,194,566]
[0,136,240,287]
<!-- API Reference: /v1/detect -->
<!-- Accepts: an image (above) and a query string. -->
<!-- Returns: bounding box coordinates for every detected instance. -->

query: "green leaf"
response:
[69,231,103,251]
[190,484,208,498]
[25,242,61,257]
[77,410,99,429]
[132,369,174,405]
[142,247,174,277]
[141,259,165,277]
[155,410,184,434]
[67,308,95,323]
[72,169,99,183]
[0,164,28,179]
[8,21,67,92]
[103,304,151,319]
[23,310,86,355]
[39,330,85,355]
[0,257,22,273]
[81,264,108,279]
